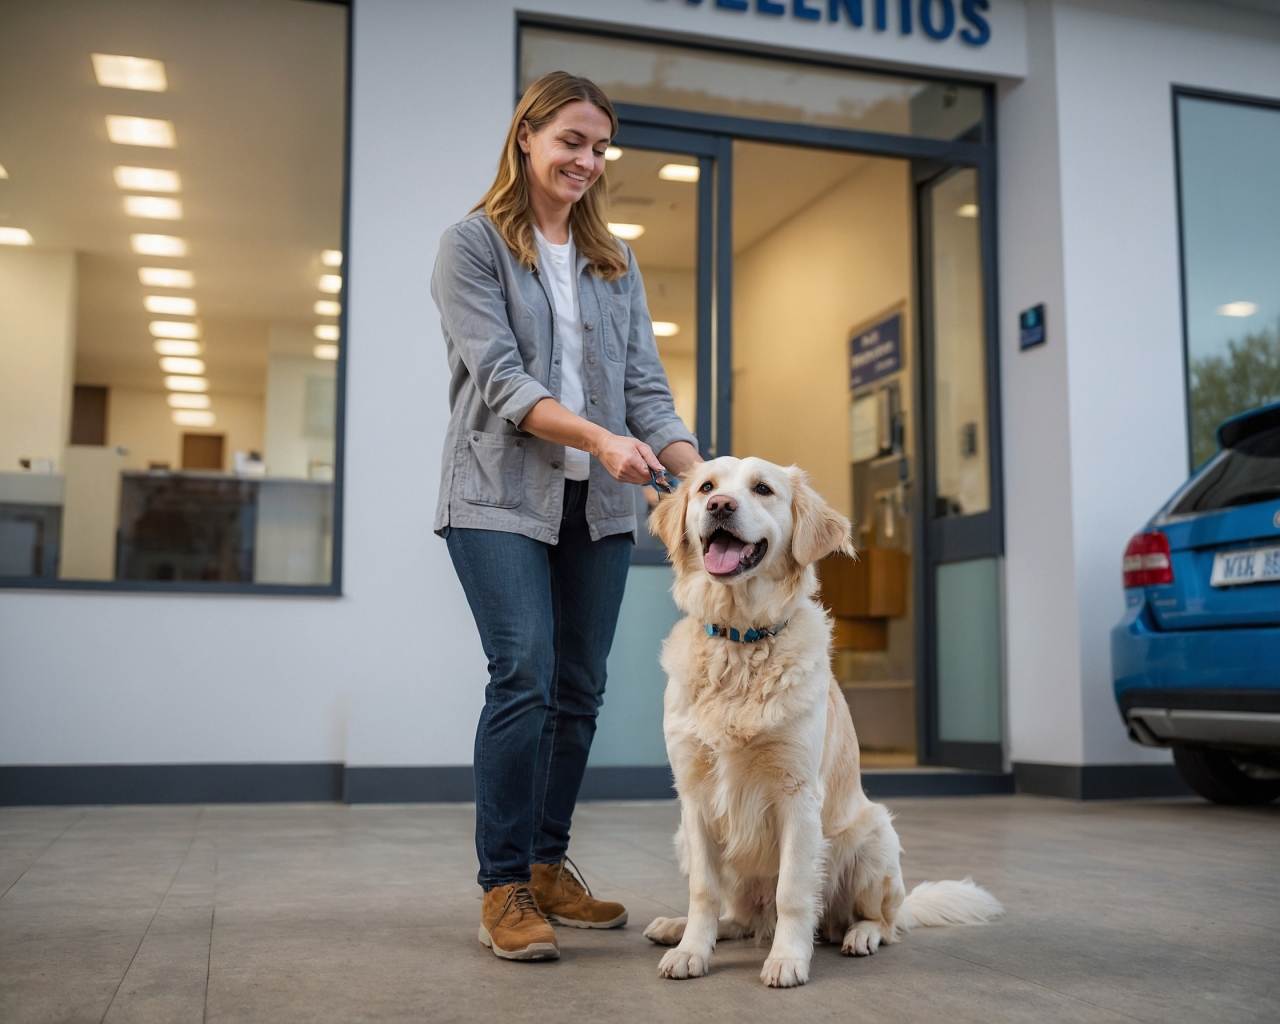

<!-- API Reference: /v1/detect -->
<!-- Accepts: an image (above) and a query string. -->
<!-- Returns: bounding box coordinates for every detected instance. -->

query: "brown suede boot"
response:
[479,883,559,961]
[530,858,628,929]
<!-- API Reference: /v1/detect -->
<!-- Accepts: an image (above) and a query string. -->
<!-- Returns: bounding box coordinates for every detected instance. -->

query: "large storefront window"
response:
[0,0,349,590]
[1176,92,1280,469]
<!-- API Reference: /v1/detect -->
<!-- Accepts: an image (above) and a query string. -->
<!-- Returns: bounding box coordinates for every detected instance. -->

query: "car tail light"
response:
[1123,530,1173,587]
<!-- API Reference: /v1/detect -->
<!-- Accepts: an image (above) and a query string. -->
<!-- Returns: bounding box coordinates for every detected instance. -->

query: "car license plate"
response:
[1210,544,1280,587]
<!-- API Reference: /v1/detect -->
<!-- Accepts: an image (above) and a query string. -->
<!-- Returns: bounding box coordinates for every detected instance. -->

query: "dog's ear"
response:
[789,468,854,566]
[648,484,691,557]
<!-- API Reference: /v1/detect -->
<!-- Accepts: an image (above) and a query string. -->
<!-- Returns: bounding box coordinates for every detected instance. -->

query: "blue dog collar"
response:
[704,621,788,643]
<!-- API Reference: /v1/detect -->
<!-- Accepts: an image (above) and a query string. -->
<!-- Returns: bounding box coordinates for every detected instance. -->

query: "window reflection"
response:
[0,0,347,587]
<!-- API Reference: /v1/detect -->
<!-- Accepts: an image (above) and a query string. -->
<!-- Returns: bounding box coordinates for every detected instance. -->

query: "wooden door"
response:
[182,433,225,471]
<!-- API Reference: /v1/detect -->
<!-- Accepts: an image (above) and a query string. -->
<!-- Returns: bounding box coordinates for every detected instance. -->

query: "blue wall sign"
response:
[688,0,991,47]
[850,313,902,390]
[1019,304,1046,350]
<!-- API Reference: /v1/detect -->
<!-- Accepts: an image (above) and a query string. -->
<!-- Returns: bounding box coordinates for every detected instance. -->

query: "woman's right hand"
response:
[591,432,665,485]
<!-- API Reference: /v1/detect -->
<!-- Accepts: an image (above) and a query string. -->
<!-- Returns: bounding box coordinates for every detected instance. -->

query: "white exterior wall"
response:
[3,0,1280,776]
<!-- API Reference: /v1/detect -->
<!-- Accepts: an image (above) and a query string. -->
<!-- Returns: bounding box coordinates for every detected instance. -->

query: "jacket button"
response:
[583,320,594,331]
[515,440,523,447]
[590,395,599,404]
[551,461,561,469]
[587,356,595,364]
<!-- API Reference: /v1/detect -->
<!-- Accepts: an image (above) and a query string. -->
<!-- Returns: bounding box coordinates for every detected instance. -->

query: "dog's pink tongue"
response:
[705,534,749,575]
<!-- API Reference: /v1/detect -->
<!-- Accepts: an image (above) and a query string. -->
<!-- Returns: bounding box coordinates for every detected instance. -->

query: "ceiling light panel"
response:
[115,166,180,192]
[124,195,182,220]
[92,54,168,92]
[652,321,680,337]
[0,227,34,246]
[321,249,343,267]
[314,300,340,316]
[314,324,339,341]
[145,295,196,315]
[131,233,187,256]
[318,274,342,294]
[313,343,339,361]
[139,267,193,288]
[172,409,216,427]
[164,375,208,392]
[106,115,175,148]
[658,163,699,182]
[150,320,200,339]
[0,163,8,178]
[167,392,210,409]
[154,339,202,356]
[605,147,622,161]
[160,356,205,374]
[608,223,645,240]
[1217,301,1257,317]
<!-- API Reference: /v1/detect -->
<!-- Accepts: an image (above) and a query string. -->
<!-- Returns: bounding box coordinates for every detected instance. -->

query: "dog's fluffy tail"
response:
[896,878,1003,932]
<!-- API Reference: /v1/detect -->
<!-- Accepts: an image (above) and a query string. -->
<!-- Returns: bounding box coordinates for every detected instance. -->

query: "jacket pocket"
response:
[600,295,629,362]
[458,431,525,508]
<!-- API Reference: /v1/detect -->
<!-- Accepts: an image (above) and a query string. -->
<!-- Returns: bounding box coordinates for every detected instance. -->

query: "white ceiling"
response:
[0,0,347,399]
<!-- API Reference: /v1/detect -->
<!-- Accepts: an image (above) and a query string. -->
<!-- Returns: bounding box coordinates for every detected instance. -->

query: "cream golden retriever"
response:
[643,456,1001,988]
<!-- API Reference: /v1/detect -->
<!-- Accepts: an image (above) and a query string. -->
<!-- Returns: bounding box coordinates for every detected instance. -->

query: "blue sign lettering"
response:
[686,0,991,45]
[850,313,903,390]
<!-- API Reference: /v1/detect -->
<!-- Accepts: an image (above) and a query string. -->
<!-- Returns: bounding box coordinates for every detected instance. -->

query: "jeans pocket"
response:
[459,431,526,508]
[599,295,629,362]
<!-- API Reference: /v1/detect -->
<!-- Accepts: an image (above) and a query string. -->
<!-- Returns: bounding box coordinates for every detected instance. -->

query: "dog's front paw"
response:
[658,947,710,979]
[760,955,810,988]
[841,920,882,957]
[644,916,687,946]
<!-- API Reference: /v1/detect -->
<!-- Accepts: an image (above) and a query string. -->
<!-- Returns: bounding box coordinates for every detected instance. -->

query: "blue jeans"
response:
[444,481,632,890]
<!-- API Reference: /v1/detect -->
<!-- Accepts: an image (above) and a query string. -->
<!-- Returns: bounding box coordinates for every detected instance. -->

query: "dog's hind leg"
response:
[644,914,752,946]
[840,805,906,957]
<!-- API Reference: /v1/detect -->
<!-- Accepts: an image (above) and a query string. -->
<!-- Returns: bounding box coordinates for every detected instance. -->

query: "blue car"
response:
[1112,401,1280,804]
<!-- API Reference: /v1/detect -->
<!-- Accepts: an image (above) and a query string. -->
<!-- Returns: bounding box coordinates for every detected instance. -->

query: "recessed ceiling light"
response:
[0,163,8,178]
[164,375,208,392]
[608,223,645,240]
[956,203,979,218]
[167,392,210,409]
[314,324,339,342]
[313,343,339,361]
[160,356,205,374]
[114,166,180,192]
[658,163,699,182]
[124,195,182,220]
[652,321,680,337]
[92,53,168,92]
[314,300,341,316]
[318,274,342,294]
[605,146,623,161]
[172,410,216,427]
[321,249,343,267]
[139,267,194,288]
[1217,301,1257,317]
[131,233,187,256]
[150,320,200,339]
[154,339,202,356]
[106,115,175,148]
[145,295,196,315]
[0,227,34,246]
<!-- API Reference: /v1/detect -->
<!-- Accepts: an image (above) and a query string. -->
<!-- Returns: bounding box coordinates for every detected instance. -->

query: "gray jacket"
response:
[431,212,697,544]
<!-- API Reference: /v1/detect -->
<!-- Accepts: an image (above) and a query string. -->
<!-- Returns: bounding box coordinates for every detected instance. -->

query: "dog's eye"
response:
[699,481,714,493]
[754,484,773,496]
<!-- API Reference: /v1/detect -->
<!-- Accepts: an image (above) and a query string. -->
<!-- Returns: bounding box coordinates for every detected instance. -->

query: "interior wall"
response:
[0,247,76,474]
[733,156,912,519]
[107,387,264,473]
[264,349,338,480]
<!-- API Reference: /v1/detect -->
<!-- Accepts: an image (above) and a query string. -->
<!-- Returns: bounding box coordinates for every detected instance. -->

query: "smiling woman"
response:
[0,0,348,589]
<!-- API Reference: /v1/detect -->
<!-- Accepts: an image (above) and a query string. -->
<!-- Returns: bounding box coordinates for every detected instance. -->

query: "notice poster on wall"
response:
[849,313,902,391]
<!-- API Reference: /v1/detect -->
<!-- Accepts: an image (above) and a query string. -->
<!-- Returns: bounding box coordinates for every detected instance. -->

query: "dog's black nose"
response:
[707,494,737,519]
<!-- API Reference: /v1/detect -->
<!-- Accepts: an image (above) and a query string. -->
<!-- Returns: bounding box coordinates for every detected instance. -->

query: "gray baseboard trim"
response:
[0,763,344,806]
[1013,762,1192,800]
[862,770,1015,798]
[578,765,675,800]
[343,766,475,803]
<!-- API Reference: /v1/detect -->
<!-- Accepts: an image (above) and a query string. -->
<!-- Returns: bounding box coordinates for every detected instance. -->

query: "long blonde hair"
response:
[474,71,627,281]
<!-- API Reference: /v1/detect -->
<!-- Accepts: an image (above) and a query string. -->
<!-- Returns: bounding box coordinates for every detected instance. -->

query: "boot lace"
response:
[555,856,592,898]
[502,883,544,922]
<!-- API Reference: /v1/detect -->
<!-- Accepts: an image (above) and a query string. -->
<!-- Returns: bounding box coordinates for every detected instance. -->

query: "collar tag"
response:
[704,621,788,643]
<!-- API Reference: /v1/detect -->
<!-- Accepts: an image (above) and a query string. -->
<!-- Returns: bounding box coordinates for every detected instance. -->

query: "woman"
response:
[431,71,701,962]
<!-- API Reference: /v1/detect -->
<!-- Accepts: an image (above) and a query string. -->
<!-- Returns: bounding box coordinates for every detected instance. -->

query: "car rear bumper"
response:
[1112,604,1280,748]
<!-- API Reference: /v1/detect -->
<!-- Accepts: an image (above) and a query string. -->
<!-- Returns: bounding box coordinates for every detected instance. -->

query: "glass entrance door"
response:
[916,163,1004,771]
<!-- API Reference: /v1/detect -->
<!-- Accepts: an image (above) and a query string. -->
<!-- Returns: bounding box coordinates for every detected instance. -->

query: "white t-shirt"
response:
[533,226,591,481]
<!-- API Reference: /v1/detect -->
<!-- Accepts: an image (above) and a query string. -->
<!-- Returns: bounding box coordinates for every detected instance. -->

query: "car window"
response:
[1170,423,1280,515]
